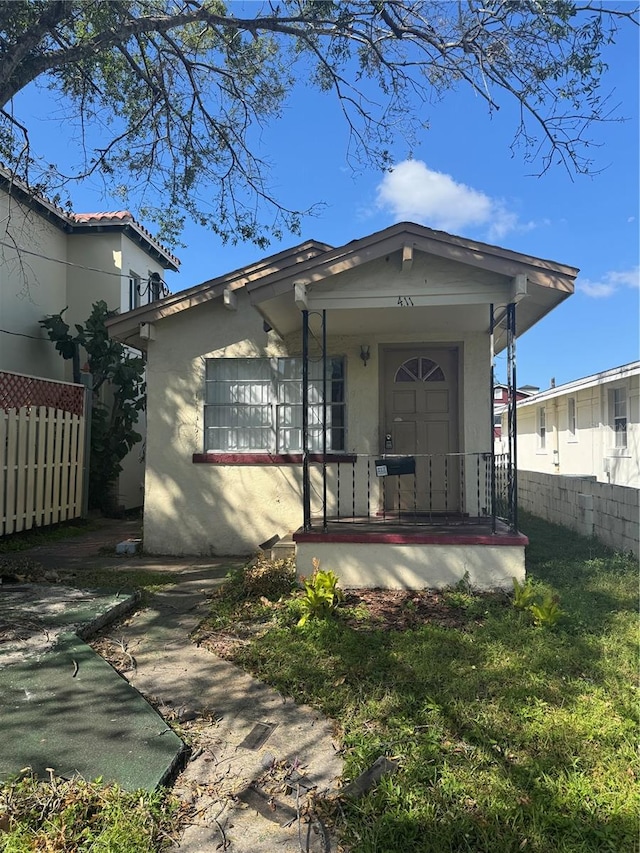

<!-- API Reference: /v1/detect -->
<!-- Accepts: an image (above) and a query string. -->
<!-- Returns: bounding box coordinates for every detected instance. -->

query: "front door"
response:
[382,346,460,513]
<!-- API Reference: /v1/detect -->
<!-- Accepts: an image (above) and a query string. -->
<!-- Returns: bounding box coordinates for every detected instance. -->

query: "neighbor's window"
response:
[129,272,141,310]
[567,397,577,439]
[149,272,162,302]
[204,357,345,453]
[610,387,627,448]
[537,406,546,450]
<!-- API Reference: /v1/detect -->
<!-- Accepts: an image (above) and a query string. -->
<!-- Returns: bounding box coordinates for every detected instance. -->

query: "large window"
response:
[204,357,345,453]
[610,387,627,448]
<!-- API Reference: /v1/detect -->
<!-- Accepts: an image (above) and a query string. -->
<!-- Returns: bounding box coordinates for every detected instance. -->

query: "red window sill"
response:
[192,453,357,465]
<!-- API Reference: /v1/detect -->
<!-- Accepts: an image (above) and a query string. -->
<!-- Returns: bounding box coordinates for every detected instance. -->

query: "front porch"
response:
[294,528,527,592]
[292,451,527,590]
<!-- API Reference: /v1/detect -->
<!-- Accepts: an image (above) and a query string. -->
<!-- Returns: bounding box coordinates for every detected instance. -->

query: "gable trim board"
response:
[106,222,577,351]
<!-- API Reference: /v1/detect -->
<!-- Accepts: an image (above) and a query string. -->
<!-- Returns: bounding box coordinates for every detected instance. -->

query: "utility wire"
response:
[0,327,48,340]
[0,240,170,292]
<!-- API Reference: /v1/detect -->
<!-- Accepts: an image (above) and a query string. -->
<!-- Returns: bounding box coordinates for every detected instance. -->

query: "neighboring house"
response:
[107,222,578,589]
[0,171,180,508]
[510,362,640,488]
[493,383,538,450]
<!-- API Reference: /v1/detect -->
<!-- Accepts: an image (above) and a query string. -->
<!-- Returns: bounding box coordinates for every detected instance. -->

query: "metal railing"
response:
[305,451,505,529]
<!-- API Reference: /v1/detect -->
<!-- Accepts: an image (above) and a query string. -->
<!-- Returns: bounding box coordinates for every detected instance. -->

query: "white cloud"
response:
[577,266,640,298]
[375,160,520,240]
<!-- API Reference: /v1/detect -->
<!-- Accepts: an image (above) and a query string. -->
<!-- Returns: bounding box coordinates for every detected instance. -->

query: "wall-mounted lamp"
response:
[360,344,371,367]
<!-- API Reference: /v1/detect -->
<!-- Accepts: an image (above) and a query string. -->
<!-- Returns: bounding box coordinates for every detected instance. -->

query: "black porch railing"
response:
[300,302,520,536]
[304,451,516,530]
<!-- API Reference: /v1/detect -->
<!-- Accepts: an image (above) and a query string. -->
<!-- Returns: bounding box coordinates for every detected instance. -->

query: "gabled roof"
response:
[106,221,579,348]
[106,238,332,341]
[0,168,180,270]
[245,221,578,300]
[516,361,640,407]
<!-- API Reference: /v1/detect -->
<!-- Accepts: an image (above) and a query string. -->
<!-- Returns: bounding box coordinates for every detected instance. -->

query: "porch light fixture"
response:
[360,344,371,366]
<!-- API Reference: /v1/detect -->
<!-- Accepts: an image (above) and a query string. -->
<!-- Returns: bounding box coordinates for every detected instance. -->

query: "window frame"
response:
[129,271,141,310]
[203,356,346,455]
[567,396,577,441]
[609,386,628,449]
[537,406,547,451]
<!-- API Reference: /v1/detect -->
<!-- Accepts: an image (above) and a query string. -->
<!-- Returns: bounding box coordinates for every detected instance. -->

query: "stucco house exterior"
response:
[0,171,179,508]
[511,362,640,488]
[107,222,578,589]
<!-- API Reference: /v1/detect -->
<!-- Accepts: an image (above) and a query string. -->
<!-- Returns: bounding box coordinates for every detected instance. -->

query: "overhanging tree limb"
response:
[0,0,637,246]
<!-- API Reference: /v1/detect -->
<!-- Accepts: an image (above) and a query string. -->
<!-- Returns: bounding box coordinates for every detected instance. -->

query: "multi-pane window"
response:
[537,406,546,450]
[204,357,345,453]
[610,387,627,448]
[567,397,576,438]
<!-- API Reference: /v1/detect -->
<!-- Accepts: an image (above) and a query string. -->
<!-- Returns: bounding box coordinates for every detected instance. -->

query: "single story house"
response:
[510,362,639,488]
[107,222,578,589]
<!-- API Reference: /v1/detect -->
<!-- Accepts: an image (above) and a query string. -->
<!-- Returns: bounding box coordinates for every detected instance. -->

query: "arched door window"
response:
[394,357,444,383]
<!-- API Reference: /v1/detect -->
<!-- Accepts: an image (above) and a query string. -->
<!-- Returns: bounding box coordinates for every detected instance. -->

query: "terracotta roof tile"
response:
[72,211,135,224]
[0,166,179,269]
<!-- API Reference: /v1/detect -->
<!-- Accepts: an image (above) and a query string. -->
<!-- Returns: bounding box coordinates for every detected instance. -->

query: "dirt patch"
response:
[340,588,494,631]
[194,588,509,663]
[89,635,138,673]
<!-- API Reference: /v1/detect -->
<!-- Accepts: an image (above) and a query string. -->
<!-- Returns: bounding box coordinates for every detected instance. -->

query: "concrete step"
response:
[270,535,295,561]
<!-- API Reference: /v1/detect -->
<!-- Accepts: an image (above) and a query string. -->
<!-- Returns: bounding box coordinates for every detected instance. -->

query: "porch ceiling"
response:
[253,278,570,347]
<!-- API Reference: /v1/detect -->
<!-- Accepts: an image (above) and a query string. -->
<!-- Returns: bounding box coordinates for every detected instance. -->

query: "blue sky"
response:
[11,12,639,390]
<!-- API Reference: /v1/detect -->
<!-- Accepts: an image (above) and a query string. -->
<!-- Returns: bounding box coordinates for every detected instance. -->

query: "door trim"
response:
[378,343,463,454]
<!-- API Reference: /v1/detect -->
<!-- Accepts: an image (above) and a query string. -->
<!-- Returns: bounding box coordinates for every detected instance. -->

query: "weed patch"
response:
[0,772,179,852]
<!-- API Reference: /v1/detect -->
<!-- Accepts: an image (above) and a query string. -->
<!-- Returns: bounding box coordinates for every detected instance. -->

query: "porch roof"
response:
[107,222,578,350]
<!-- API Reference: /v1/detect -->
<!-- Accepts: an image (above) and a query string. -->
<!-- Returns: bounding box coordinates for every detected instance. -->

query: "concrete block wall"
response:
[517,470,639,557]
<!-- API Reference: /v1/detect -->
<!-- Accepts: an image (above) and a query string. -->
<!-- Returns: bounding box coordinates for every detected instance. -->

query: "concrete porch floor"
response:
[295,516,529,545]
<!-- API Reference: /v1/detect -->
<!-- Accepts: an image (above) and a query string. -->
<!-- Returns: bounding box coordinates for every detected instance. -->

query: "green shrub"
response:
[512,576,537,609]
[512,575,564,628]
[529,592,563,627]
[297,559,344,627]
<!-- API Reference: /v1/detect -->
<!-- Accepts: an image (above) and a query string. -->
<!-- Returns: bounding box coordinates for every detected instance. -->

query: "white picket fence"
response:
[0,371,88,536]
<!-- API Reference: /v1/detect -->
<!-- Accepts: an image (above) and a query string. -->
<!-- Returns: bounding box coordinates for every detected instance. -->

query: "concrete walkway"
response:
[0,519,343,852]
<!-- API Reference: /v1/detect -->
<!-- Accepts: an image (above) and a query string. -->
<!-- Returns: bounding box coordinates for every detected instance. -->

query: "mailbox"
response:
[374,456,416,477]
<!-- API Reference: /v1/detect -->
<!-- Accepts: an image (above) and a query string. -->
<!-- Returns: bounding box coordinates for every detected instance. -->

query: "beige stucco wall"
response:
[0,187,169,510]
[0,193,68,379]
[67,232,167,509]
[515,372,639,488]
[295,541,525,591]
[143,286,493,555]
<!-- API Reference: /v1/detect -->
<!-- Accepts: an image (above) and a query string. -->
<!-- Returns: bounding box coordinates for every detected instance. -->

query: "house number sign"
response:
[397,296,414,306]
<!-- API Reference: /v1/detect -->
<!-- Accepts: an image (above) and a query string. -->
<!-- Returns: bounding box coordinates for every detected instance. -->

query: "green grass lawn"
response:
[200,514,639,853]
[1,514,637,852]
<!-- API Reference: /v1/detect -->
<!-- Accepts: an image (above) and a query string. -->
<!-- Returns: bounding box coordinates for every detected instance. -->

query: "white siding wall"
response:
[515,371,639,488]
